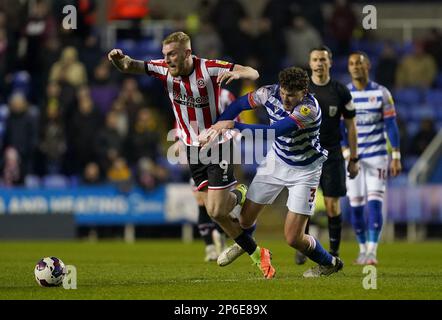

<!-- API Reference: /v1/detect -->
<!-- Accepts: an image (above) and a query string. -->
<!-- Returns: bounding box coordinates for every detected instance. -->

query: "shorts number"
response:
[377,168,387,180]
[309,188,317,204]
[220,160,229,175]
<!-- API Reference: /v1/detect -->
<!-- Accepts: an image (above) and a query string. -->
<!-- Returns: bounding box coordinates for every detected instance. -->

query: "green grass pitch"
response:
[0,240,441,300]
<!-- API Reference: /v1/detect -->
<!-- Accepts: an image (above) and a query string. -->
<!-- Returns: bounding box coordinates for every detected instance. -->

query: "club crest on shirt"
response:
[369,96,377,103]
[197,79,206,88]
[329,105,338,117]
[300,106,311,116]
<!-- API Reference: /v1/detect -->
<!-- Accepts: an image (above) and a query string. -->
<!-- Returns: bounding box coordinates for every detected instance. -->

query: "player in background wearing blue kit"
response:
[345,52,402,265]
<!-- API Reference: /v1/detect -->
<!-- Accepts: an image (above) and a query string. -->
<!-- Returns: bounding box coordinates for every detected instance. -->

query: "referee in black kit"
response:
[295,46,359,265]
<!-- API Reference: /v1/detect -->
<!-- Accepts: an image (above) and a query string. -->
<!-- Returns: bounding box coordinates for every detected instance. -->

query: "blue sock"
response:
[367,200,383,243]
[304,237,334,266]
[351,205,366,244]
[242,224,256,236]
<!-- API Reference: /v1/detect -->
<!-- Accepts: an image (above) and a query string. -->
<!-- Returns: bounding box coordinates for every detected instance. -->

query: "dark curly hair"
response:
[278,67,309,92]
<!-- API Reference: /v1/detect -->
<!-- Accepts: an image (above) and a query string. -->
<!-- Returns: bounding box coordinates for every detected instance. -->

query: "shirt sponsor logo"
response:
[173,91,209,108]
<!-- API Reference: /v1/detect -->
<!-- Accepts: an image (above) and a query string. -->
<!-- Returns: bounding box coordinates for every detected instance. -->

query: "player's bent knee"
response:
[349,196,365,207]
[285,234,304,250]
[206,205,227,220]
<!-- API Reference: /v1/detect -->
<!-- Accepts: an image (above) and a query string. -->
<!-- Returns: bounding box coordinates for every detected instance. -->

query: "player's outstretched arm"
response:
[217,64,259,85]
[107,49,146,74]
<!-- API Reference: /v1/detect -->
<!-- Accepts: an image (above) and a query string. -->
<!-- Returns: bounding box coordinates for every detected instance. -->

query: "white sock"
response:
[359,243,367,254]
[206,244,216,252]
[367,242,378,255]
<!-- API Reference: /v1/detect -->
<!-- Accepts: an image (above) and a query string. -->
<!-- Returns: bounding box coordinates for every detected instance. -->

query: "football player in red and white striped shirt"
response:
[108,32,274,277]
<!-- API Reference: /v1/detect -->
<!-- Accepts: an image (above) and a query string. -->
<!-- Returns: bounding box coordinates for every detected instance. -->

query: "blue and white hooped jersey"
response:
[347,81,397,160]
[248,85,328,167]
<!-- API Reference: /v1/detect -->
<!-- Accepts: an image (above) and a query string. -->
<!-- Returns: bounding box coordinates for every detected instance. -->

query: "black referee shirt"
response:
[309,79,355,152]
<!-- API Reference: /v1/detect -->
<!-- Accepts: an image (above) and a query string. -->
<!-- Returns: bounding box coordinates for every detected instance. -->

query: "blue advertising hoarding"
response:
[0,185,167,225]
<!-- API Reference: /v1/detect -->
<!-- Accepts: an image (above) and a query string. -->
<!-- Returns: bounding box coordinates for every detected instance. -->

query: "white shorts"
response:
[346,155,388,206]
[246,150,322,216]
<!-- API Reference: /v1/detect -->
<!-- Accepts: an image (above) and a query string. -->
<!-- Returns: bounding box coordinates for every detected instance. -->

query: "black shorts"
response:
[186,140,237,191]
[320,148,346,197]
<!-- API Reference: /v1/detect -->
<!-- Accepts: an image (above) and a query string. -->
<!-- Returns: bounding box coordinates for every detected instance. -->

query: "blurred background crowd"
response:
[0,0,441,191]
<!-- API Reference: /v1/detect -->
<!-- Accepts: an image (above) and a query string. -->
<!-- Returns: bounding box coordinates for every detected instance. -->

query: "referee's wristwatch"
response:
[349,157,359,163]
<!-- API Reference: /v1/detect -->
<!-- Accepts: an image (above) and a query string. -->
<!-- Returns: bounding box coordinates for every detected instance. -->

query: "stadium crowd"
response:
[0,0,441,189]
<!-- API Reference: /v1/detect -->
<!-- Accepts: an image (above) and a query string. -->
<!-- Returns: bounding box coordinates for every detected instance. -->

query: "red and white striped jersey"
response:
[144,56,234,146]
[173,88,238,140]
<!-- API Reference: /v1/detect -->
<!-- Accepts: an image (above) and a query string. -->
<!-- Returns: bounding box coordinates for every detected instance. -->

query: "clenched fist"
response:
[108,49,125,62]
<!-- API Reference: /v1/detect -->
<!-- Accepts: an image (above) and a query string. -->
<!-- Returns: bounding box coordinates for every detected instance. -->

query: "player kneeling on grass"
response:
[201,67,344,277]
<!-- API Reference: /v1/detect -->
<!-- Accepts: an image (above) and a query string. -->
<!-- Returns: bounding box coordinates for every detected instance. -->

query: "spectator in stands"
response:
[110,99,129,138]
[40,37,62,102]
[294,1,325,37]
[375,41,399,91]
[423,28,442,72]
[184,0,213,35]
[90,60,119,115]
[192,22,222,60]
[22,0,57,103]
[209,0,249,62]
[0,2,27,94]
[395,40,437,89]
[127,108,160,165]
[1,146,21,186]
[118,78,145,129]
[41,82,67,119]
[82,161,103,185]
[67,86,102,174]
[259,0,293,81]
[49,46,88,88]
[328,0,357,55]
[39,102,66,175]
[0,21,7,99]
[2,92,39,182]
[95,110,125,173]
[410,118,437,156]
[285,15,322,70]
[136,157,168,191]
[107,156,132,192]
[79,34,104,81]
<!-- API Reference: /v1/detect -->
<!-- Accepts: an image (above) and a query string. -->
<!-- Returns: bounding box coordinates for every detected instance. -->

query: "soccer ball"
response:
[34,257,66,287]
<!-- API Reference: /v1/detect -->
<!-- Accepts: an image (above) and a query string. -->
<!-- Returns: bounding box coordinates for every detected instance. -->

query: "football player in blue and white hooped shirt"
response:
[202,67,344,277]
[345,52,402,265]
